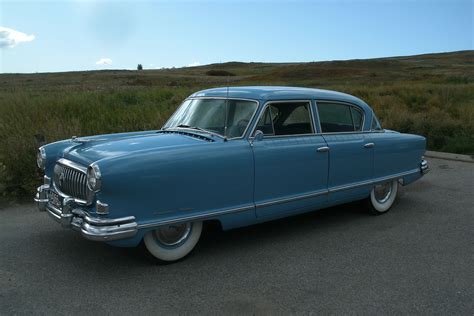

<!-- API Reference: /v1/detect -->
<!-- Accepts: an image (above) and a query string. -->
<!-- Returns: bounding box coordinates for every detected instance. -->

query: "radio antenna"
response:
[223,76,229,141]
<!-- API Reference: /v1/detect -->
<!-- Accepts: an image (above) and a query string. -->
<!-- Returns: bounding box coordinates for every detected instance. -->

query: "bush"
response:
[0,88,191,198]
[205,70,236,76]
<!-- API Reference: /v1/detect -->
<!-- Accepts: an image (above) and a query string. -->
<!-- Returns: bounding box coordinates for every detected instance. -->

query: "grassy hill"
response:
[0,50,473,198]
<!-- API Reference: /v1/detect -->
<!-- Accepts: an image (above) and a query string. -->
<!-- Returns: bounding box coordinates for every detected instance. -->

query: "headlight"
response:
[36,147,46,170]
[87,164,102,191]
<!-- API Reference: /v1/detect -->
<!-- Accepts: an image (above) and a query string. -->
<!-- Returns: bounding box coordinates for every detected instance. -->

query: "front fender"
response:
[94,140,256,226]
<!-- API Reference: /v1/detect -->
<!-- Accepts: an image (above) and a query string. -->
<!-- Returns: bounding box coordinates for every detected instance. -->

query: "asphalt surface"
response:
[1,157,473,315]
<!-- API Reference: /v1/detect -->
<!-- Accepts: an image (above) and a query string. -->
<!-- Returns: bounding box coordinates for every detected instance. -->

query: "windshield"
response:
[163,98,258,138]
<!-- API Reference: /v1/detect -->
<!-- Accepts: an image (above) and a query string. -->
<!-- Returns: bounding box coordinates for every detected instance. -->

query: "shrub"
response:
[205,70,236,76]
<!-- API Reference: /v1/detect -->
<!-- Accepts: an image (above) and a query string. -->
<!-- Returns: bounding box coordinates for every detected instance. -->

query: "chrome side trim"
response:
[328,168,421,193]
[329,179,373,193]
[137,204,255,229]
[254,168,422,206]
[372,168,421,185]
[255,189,327,208]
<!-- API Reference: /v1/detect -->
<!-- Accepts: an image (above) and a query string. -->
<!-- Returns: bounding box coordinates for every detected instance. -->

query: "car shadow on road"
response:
[42,202,370,265]
[196,201,368,254]
[37,200,376,268]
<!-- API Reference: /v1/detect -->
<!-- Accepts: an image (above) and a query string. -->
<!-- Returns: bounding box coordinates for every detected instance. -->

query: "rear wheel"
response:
[144,221,202,262]
[367,179,399,215]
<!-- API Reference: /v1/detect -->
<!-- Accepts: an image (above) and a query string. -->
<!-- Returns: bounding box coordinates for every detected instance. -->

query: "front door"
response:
[251,101,329,218]
[316,101,374,203]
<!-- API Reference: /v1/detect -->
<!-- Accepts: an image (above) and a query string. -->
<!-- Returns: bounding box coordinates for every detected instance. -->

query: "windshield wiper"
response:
[176,124,207,132]
[174,124,227,141]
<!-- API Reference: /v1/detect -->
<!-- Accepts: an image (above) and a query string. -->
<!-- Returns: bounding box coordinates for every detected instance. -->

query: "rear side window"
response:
[317,102,364,133]
[255,101,313,136]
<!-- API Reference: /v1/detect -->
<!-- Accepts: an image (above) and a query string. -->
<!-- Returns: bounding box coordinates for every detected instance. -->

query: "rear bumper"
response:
[421,159,429,175]
[34,184,138,242]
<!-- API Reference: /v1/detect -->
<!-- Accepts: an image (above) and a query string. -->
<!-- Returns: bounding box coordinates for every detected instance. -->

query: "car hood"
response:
[62,131,212,166]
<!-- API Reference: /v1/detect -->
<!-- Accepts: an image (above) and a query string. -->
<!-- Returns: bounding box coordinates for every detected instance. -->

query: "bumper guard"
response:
[421,159,429,175]
[35,185,138,242]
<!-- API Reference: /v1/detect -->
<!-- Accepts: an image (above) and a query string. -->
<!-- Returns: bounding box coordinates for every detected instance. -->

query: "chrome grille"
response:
[53,162,88,201]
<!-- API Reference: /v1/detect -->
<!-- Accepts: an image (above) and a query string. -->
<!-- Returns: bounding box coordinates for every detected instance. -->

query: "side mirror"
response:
[252,130,264,143]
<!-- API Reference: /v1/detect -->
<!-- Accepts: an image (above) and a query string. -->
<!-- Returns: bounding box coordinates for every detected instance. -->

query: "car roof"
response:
[189,86,372,111]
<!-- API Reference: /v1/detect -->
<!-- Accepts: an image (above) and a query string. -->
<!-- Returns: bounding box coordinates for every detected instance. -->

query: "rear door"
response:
[316,101,374,203]
[251,100,329,218]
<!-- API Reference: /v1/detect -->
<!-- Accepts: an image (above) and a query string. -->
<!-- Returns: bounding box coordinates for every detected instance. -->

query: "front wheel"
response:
[144,221,203,262]
[367,179,399,215]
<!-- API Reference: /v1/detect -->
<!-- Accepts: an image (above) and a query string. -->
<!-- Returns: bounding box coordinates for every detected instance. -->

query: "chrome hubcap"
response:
[374,182,392,204]
[154,223,192,247]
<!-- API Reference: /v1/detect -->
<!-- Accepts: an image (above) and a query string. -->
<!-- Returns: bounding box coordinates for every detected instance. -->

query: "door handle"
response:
[364,143,375,148]
[317,146,330,152]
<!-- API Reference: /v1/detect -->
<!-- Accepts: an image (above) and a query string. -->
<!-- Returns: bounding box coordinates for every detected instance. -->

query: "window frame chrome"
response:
[370,111,385,132]
[162,97,260,140]
[249,99,316,139]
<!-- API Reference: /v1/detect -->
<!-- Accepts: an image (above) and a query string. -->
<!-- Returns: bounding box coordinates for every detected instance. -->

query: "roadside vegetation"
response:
[0,50,473,199]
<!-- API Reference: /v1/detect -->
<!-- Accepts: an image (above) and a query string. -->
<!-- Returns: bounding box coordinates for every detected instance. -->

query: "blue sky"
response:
[0,0,472,73]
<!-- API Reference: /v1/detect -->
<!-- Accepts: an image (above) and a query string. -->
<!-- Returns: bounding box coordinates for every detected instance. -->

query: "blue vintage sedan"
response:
[35,86,429,262]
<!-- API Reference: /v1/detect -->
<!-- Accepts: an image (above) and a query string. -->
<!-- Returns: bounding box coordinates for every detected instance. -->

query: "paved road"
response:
[1,158,473,315]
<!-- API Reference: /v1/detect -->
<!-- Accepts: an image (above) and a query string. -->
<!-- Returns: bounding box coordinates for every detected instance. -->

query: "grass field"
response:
[0,50,473,199]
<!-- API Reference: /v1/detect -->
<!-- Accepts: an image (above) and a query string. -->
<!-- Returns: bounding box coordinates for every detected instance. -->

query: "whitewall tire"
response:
[144,221,203,262]
[367,179,399,215]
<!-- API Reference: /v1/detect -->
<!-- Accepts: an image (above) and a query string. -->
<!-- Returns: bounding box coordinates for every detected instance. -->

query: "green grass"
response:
[0,50,473,199]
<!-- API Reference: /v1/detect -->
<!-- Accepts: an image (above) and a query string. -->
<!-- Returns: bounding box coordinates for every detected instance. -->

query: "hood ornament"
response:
[71,136,106,143]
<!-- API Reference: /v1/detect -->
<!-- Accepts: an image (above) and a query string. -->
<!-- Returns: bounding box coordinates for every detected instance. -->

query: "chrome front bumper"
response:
[421,159,429,175]
[34,185,138,242]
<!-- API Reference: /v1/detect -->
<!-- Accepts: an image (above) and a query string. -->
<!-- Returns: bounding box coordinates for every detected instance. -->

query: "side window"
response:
[351,107,363,131]
[317,102,354,133]
[255,105,277,135]
[371,115,382,131]
[254,102,313,136]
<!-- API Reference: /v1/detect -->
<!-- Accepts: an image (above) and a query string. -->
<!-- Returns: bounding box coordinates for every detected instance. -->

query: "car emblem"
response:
[59,171,66,186]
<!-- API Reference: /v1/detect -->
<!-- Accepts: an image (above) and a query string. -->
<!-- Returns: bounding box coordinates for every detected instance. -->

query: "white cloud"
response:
[187,61,201,67]
[0,26,35,48]
[96,58,113,65]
